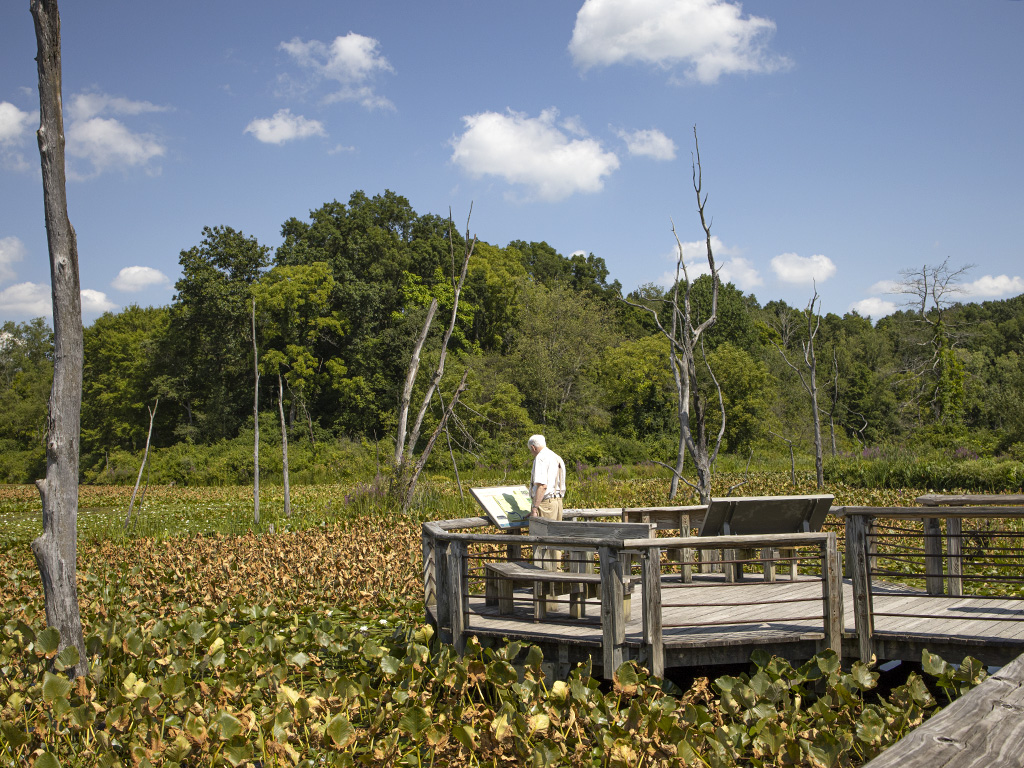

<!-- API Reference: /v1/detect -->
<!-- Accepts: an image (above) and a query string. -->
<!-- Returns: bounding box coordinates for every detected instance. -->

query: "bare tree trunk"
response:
[125,397,158,529]
[402,371,469,509]
[393,207,476,511]
[624,128,723,504]
[252,298,259,524]
[278,372,291,517]
[30,0,87,678]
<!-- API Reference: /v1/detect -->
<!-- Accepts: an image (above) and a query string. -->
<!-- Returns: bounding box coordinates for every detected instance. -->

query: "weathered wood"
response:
[917,493,1024,507]
[863,651,1024,768]
[447,540,468,654]
[699,495,834,536]
[844,506,1024,519]
[422,531,436,607]
[924,517,944,595]
[947,516,963,597]
[641,546,664,678]
[822,532,843,658]
[629,531,832,549]
[564,508,624,520]
[600,545,625,674]
[847,513,874,662]
[434,539,450,643]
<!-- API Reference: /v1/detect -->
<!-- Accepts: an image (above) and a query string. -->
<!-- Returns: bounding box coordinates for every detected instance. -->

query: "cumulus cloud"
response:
[111,266,170,292]
[450,108,620,201]
[0,236,26,285]
[63,91,169,178]
[81,289,116,314]
[280,33,395,109]
[569,0,790,84]
[656,236,761,290]
[617,128,676,160]
[771,252,836,284]
[0,101,36,171]
[849,297,897,320]
[0,282,51,318]
[869,279,902,295]
[0,281,117,318]
[961,274,1024,298]
[244,108,326,144]
[0,101,34,144]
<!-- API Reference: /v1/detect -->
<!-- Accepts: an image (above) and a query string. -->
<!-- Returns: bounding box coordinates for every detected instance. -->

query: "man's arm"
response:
[531,483,547,516]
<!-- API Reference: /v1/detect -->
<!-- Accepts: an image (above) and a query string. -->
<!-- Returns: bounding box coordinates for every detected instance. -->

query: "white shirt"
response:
[531,447,566,498]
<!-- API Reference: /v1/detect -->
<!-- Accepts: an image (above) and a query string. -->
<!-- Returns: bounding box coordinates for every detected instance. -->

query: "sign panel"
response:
[470,485,532,529]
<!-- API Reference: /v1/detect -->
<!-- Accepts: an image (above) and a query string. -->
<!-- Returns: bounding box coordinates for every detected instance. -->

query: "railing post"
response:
[924,516,944,595]
[846,513,874,663]
[821,532,843,659]
[641,545,664,678]
[423,527,437,609]
[599,544,625,676]
[946,516,963,597]
[435,538,451,644]
[447,539,468,654]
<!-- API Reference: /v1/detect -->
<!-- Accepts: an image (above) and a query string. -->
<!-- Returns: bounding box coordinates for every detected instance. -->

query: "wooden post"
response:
[846,513,874,662]
[924,517,944,596]
[447,539,468,654]
[506,526,523,565]
[434,539,451,644]
[422,529,436,608]
[599,545,625,676]
[947,516,963,597]
[821,533,843,659]
[641,545,664,678]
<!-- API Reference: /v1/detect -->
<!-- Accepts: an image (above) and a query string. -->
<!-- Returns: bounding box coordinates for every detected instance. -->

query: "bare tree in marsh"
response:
[30,0,87,677]
[124,397,158,528]
[770,288,825,488]
[252,297,260,524]
[277,372,290,517]
[624,129,725,504]
[392,208,475,510]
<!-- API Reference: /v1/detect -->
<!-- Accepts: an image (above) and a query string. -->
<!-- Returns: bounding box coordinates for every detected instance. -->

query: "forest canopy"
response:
[2,189,1023,484]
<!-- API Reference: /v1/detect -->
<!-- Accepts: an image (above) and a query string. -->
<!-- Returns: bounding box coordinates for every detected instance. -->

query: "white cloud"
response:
[870,279,902,294]
[63,91,169,178]
[569,0,790,84]
[0,282,116,318]
[849,297,897,320]
[81,289,116,314]
[280,33,395,110]
[450,108,620,201]
[656,236,760,289]
[0,282,51,317]
[617,128,676,160]
[67,92,170,123]
[0,236,26,285]
[245,109,326,145]
[111,266,170,292]
[0,101,34,144]
[68,117,166,177]
[961,274,1024,298]
[0,101,36,171]
[771,252,836,284]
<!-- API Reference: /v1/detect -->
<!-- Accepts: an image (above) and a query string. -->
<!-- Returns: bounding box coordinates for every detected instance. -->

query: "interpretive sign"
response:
[470,485,532,529]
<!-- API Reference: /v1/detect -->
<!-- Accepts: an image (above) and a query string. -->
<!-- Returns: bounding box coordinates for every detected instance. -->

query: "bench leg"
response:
[762,547,776,583]
[535,581,548,621]
[485,570,497,606]
[496,577,514,615]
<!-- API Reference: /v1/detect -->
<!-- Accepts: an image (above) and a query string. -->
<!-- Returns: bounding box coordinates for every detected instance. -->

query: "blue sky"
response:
[1,0,1022,325]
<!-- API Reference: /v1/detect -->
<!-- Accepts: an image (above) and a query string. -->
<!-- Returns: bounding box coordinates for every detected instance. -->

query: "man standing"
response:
[528,434,566,569]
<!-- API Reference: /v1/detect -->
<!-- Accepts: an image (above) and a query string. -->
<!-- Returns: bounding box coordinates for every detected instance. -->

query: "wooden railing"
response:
[841,499,1024,662]
[422,517,843,677]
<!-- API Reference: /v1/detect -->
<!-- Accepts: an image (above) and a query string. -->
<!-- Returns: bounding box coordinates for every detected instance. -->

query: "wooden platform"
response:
[428,573,1024,675]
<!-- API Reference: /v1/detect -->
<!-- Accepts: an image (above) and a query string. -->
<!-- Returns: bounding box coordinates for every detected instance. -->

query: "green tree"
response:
[168,225,269,442]
[0,318,53,478]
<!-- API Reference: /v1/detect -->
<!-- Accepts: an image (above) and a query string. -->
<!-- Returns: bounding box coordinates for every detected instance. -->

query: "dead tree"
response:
[30,0,87,678]
[771,288,825,488]
[251,297,260,524]
[125,397,158,528]
[624,128,725,504]
[392,208,475,511]
[277,372,291,517]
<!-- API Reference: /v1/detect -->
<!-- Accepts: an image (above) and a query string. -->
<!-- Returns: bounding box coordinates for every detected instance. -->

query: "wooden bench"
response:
[623,505,707,582]
[484,518,654,621]
[699,494,834,582]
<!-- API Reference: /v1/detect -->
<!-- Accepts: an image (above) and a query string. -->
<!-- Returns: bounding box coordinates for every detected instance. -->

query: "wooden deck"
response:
[427,572,1024,675]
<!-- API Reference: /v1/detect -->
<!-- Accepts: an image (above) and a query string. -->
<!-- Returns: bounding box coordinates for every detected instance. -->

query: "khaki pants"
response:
[534,497,564,570]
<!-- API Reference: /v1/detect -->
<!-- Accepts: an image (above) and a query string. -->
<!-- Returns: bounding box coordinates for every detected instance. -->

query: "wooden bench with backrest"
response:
[698,494,834,581]
[484,518,655,621]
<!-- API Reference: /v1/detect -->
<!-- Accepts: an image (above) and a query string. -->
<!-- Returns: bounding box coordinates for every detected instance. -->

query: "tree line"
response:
[2,189,1023,484]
